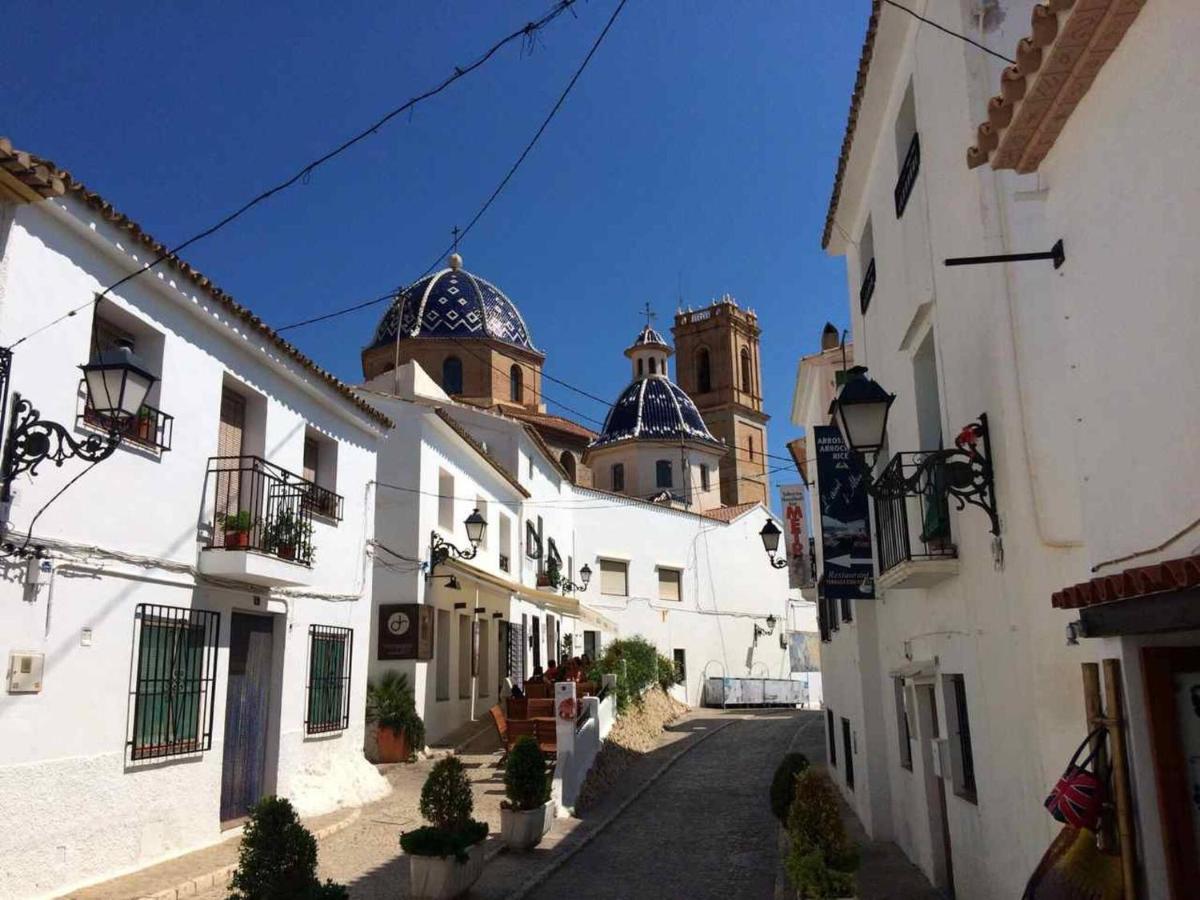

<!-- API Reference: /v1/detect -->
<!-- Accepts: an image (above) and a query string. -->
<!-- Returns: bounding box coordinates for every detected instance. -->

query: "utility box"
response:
[7,651,45,693]
[25,558,51,587]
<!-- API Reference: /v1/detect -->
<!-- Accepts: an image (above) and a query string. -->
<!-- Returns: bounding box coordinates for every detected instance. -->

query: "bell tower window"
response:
[696,348,712,393]
[740,347,752,394]
[510,365,524,403]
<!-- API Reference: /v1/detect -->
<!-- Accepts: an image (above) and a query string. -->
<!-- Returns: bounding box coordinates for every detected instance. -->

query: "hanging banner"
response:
[378,604,434,660]
[779,484,814,589]
[813,425,875,600]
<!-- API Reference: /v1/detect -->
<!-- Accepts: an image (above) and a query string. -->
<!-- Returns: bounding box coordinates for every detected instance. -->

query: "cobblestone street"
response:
[527,710,818,900]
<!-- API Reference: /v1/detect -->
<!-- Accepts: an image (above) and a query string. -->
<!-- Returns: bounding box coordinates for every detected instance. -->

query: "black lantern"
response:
[828,366,895,461]
[759,519,787,569]
[579,563,592,589]
[79,338,157,421]
[765,614,777,634]
[464,508,487,548]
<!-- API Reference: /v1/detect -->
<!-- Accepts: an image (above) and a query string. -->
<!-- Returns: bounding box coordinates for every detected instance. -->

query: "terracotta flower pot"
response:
[377,724,412,763]
[225,531,250,550]
[277,544,297,561]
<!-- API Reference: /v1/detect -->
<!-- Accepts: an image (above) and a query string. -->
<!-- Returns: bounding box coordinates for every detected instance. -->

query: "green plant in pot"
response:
[401,757,489,900]
[500,736,553,850]
[366,671,424,763]
[263,507,314,563]
[227,796,348,900]
[134,405,155,443]
[539,555,562,588]
[785,769,859,898]
[223,510,255,550]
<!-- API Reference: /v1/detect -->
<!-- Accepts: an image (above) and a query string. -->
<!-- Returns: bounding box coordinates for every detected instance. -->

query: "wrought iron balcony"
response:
[77,380,173,452]
[894,131,920,218]
[859,257,876,314]
[873,450,959,589]
[204,456,341,569]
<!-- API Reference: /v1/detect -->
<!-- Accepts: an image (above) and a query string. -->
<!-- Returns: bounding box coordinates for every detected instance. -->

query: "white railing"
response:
[551,674,617,812]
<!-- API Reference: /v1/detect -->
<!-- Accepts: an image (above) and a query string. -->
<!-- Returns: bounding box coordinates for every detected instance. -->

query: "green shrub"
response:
[504,736,550,811]
[785,769,859,898]
[400,757,489,861]
[367,670,425,751]
[227,796,348,900]
[586,636,659,712]
[656,654,682,692]
[769,753,810,823]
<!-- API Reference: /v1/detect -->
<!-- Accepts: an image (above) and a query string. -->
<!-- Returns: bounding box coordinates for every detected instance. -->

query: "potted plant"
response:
[133,406,155,444]
[227,796,349,899]
[401,757,489,899]
[785,769,859,898]
[366,671,425,763]
[538,556,562,588]
[264,507,313,562]
[500,735,554,850]
[223,511,255,550]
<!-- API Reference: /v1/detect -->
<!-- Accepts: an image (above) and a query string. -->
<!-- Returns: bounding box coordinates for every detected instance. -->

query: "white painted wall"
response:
[0,193,388,898]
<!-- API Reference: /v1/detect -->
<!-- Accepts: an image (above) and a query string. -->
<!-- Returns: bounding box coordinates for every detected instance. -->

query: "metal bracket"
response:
[2,392,120,502]
[944,239,1065,270]
[427,530,477,579]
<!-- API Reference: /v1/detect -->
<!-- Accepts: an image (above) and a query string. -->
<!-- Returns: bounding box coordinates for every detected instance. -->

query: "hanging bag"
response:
[1044,728,1108,831]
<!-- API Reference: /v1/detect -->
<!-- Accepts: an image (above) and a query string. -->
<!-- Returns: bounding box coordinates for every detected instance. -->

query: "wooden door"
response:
[1143,646,1200,896]
[220,613,274,824]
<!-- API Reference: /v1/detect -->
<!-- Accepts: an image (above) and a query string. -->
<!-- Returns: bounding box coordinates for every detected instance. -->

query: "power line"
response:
[7,0,585,350]
[412,0,631,280]
[275,289,398,334]
[881,0,1015,65]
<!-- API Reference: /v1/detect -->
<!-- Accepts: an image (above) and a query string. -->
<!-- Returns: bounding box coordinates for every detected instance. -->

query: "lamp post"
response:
[753,614,778,642]
[560,562,592,595]
[427,508,488,580]
[1,339,158,508]
[827,366,1000,535]
[759,519,788,569]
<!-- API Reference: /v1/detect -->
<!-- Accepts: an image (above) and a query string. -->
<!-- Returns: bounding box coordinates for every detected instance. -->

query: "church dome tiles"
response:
[370,254,540,355]
[590,376,722,449]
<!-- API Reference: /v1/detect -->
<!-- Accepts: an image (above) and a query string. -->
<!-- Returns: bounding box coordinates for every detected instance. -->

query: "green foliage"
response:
[366,670,425,750]
[419,757,475,831]
[656,654,683,692]
[223,510,255,533]
[784,770,859,898]
[399,821,489,862]
[770,753,811,823]
[586,636,659,712]
[227,796,348,900]
[504,736,550,811]
[263,507,314,557]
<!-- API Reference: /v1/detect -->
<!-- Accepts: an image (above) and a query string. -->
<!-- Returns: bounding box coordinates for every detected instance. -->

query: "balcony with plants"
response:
[873,451,960,590]
[199,456,339,586]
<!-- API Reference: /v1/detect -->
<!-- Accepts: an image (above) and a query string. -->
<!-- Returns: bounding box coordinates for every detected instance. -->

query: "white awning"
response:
[445,558,617,631]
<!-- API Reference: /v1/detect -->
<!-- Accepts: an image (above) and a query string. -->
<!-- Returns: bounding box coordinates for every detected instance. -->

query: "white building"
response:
[0,140,390,898]
[359,258,798,746]
[800,2,1200,897]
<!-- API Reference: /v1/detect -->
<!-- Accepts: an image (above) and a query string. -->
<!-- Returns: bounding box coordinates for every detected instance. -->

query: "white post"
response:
[553,681,577,815]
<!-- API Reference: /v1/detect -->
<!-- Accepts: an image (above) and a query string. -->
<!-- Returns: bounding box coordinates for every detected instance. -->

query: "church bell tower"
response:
[672,295,769,507]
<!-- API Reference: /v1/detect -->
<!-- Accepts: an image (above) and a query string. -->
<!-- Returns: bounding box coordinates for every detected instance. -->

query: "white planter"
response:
[500,800,556,850]
[408,840,486,900]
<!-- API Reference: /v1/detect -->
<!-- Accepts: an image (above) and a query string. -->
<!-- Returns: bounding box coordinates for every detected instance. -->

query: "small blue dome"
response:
[590,377,722,449]
[371,262,539,354]
[629,323,669,350]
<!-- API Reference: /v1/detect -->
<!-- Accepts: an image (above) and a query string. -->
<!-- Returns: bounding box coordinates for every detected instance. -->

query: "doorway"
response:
[220,613,275,825]
[915,682,955,896]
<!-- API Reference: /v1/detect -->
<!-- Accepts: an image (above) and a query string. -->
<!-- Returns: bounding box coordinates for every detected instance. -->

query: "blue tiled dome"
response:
[629,324,669,350]
[370,260,539,354]
[590,377,723,449]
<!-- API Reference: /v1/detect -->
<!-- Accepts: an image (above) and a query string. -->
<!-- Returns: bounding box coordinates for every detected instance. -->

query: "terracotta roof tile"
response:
[1051,554,1200,610]
[821,0,883,249]
[701,501,760,523]
[505,408,597,441]
[967,0,1147,173]
[0,138,393,429]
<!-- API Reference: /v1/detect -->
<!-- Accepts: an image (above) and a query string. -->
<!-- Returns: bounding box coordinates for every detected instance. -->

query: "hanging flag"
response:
[779,483,814,590]
[813,425,875,600]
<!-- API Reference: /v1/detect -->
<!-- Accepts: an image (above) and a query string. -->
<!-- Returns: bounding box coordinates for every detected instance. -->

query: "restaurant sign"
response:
[813,425,875,600]
[378,603,434,660]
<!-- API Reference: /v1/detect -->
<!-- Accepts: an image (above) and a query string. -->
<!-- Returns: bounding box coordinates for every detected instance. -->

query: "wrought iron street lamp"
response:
[79,338,157,421]
[827,367,1000,535]
[753,614,778,641]
[560,562,592,594]
[759,519,788,569]
[427,508,488,580]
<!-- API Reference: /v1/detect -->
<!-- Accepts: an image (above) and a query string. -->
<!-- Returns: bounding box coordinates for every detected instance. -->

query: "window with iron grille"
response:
[945,674,978,802]
[826,708,837,767]
[306,625,352,734]
[842,717,855,789]
[129,604,220,761]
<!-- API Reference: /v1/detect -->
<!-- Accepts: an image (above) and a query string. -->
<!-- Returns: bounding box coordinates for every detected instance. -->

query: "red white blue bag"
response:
[1043,728,1107,831]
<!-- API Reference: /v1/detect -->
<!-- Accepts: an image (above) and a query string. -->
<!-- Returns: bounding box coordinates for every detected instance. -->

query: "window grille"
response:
[842,717,855,789]
[306,625,352,734]
[129,604,220,761]
[948,674,977,801]
[826,708,837,767]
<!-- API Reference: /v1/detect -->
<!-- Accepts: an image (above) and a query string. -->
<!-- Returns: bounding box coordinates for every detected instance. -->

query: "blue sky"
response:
[4,0,868,495]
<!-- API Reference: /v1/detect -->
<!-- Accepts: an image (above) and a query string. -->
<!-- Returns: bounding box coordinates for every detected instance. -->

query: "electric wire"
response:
[5,0,586,351]
[881,0,1015,65]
